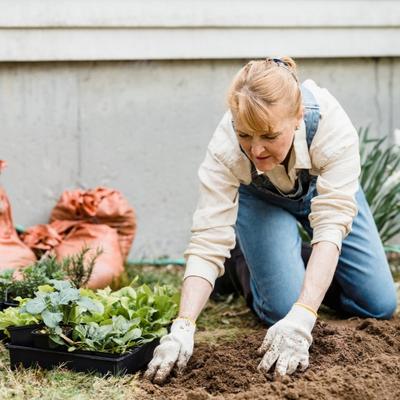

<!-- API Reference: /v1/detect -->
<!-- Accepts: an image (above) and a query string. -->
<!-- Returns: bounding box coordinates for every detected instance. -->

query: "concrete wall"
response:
[1,58,399,258]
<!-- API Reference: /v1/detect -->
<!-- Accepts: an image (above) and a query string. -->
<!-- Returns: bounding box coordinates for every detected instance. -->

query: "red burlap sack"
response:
[0,161,36,270]
[54,223,124,289]
[50,187,136,260]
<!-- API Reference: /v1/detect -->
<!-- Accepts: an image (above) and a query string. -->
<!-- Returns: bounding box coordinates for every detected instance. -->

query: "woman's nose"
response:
[251,143,265,157]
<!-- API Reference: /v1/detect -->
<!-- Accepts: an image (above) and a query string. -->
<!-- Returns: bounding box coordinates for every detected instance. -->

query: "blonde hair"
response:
[227,56,302,134]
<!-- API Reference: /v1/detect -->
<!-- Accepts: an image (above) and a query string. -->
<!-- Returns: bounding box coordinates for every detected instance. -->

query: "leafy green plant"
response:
[69,316,143,354]
[20,278,179,354]
[23,280,103,337]
[64,282,179,354]
[0,297,41,336]
[298,128,400,247]
[359,127,400,244]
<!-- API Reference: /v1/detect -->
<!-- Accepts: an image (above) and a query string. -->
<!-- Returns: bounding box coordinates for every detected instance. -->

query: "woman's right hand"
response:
[144,317,196,384]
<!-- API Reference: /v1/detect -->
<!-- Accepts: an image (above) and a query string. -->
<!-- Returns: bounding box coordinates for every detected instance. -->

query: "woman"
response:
[145,57,397,383]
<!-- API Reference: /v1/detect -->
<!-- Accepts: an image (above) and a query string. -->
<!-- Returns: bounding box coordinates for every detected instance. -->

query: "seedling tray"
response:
[3,301,18,308]
[8,324,44,346]
[7,338,160,375]
[0,301,18,311]
[31,331,67,351]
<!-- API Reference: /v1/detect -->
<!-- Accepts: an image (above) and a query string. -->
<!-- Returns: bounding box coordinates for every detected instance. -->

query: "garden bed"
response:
[137,317,400,400]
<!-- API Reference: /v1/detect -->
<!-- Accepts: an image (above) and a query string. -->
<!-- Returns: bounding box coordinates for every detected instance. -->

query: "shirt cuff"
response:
[183,255,221,288]
[311,228,344,252]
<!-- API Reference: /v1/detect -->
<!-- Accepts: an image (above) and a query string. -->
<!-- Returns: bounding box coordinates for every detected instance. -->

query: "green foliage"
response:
[65,281,179,353]
[0,247,100,303]
[0,255,66,302]
[70,316,144,354]
[63,246,102,289]
[0,298,41,336]
[23,280,103,334]
[124,263,183,289]
[298,128,400,247]
[0,270,14,301]
[17,279,179,354]
[359,128,400,244]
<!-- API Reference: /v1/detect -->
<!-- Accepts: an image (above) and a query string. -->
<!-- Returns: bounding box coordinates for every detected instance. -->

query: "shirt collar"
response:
[293,119,312,169]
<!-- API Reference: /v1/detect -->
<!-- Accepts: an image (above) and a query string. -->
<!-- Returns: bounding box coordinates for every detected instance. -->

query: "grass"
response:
[0,260,398,399]
[0,352,141,400]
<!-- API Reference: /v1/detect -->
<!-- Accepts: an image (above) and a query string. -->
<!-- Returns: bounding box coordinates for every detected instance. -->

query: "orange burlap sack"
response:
[54,223,124,289]
[50,187,136,260]
[20,220,81,257]
[20,223,63,258]
[0,161,36,270]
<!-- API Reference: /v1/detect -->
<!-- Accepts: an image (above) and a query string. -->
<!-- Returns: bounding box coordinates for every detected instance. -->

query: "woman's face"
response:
[234,107,303,172]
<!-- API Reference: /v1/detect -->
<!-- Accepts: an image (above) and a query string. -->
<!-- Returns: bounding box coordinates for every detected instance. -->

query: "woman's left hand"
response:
[257,304,317,376]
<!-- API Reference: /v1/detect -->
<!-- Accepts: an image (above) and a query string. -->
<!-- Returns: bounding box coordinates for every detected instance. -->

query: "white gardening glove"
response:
[257,304,317,376]
[144,317,196,384]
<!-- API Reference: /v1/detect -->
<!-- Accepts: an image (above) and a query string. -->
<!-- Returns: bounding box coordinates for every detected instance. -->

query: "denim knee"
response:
[252,296,294,326]
[365,291,398,319]
[342,287,398,320]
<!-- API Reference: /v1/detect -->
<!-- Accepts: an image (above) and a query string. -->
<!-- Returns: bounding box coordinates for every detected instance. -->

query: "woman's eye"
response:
[261,135,279,141]
[237,132,279,140]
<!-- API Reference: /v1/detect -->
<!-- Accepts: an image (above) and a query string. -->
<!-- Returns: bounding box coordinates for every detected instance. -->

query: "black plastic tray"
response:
[0,301,18,312]
[31,331,65,350]
[8,324,44,346]
[7,338,160,375]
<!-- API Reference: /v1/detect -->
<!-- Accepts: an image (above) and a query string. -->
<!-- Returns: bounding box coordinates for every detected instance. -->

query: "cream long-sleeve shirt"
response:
[183,79,361,287]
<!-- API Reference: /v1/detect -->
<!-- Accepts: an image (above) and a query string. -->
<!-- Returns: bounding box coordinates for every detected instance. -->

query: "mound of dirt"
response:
[137,317,400,400]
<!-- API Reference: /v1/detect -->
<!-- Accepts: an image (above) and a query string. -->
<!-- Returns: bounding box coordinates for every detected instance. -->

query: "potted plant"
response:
[0,255,66,306]
[0,247,99,307]
[7,280,179,375]
[0,298,42,345]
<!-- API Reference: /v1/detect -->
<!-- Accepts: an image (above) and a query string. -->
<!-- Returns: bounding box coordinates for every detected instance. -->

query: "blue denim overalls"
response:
[233,84,397,326]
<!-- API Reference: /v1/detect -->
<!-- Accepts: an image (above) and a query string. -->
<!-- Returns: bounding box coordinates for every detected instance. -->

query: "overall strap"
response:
[300,84,321,149]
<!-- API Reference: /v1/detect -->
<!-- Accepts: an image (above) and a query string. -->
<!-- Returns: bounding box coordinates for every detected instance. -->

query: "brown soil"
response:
[137,317,400,400]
